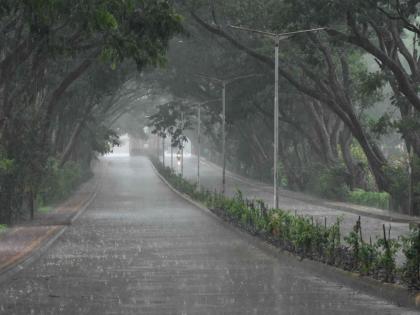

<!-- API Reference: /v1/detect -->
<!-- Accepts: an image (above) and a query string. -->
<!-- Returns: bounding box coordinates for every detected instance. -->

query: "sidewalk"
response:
[0,165,100,279]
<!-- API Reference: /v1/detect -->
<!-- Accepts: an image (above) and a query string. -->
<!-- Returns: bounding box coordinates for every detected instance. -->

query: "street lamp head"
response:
[229,25,326,41]
[195,73,264,85]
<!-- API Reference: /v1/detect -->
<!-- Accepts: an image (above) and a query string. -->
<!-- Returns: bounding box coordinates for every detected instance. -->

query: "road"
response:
[171,154,411,245]
[0,156,417,314]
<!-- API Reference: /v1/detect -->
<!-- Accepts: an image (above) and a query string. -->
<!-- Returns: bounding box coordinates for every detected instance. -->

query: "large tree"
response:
[169,0,420,213]
[0,0,182,223]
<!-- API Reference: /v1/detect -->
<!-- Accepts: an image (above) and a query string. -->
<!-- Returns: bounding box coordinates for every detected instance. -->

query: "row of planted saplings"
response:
[207,191,420,288]
[152,158,420,289]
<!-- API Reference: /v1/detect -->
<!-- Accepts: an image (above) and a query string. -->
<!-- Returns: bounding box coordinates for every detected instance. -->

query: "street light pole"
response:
[193,98,220,188]
[195,73,261,195]
[222,82,226,194]
[162,136,165,168]
[197,104,201,187]
[229,25,325,208]
[274,37,279,208]
[181,111,184,177]
[171,139,173,169]
[156,136,160,160]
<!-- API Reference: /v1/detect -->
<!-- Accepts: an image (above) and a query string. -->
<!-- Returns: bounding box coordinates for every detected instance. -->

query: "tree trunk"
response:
[339,127,369,190]
[308,100,339,165]
[59,120,85,167]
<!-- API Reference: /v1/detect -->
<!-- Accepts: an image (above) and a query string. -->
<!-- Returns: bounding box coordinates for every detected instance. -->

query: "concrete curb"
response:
[150,160,420,311]
[0,172,101,284]
[150,160,227,224]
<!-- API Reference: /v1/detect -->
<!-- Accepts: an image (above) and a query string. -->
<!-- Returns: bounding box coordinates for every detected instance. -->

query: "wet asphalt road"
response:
[0,156,417,314]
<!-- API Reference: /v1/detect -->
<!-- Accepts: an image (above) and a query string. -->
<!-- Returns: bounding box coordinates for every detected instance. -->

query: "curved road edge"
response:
[150,158,420,311]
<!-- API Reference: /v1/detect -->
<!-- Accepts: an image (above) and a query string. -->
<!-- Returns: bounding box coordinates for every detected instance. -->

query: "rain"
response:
[1,1,420,314]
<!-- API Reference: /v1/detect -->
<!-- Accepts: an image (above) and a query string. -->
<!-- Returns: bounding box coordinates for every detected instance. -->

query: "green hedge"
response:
[151,157,420,289]
[348,189,390,210]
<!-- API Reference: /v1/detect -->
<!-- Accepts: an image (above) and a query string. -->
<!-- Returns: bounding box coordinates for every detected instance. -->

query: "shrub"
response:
[348,189,390,210]
[383,161,409,211]
[308,164,350,201]
[344,217,363,270]
[375,225,400,282]
[358,240,379,276]
[400,226,420,288]
[37,158,85,207]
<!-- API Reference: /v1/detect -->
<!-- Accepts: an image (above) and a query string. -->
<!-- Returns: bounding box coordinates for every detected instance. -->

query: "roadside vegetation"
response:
[142,0,420,217]
[151,157,420,290]
[348,189,390,210]
[0,224,7,233]
[0,1,182,224]
[36,159,91,214]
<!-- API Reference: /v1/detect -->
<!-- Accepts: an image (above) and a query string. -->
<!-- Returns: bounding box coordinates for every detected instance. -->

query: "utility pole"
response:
[229,25,325,208]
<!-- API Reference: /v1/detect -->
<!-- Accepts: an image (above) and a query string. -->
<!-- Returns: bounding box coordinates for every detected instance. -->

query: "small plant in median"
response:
[401,225,420,289]
[151,157,420,290]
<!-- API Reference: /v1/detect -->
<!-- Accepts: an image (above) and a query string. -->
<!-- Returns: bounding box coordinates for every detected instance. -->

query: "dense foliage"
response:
[37,158,88,208]
[143,0,420,215]
[0,1,182,224]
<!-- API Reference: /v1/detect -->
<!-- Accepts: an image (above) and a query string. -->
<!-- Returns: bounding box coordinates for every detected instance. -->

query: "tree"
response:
[171,0,420,212]
[280,0,420,212]
[0,0,183,224]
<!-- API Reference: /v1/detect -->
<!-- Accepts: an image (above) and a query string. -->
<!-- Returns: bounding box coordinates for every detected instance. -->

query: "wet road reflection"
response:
[0,156,417,314]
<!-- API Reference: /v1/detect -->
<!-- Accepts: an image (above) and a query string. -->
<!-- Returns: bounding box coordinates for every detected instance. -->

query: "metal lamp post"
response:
[162,135,165,167]
[229,25,325,208]
[196,74,261,195]
[170,138,173,169]
[156,136,160,160]
[181,111,184,177]
[197,103,201,187]
[194,99,221,188]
